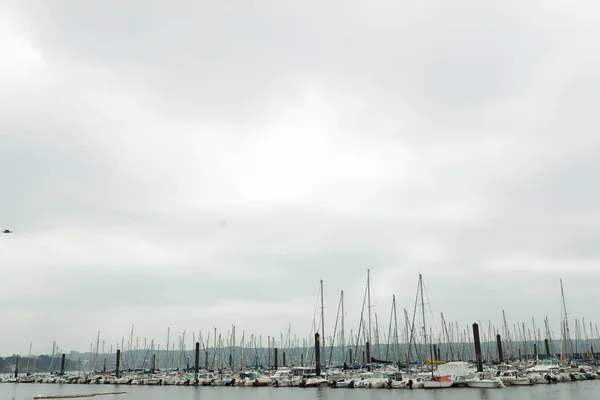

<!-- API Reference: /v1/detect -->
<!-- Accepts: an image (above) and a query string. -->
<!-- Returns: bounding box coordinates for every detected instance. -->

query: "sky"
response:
[1,0,599,356]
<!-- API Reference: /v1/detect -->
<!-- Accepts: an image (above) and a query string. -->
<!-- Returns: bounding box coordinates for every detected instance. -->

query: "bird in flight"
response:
[2,229,12,234]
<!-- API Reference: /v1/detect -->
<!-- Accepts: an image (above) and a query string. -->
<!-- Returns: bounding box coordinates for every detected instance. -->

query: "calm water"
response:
[1,383,598,400]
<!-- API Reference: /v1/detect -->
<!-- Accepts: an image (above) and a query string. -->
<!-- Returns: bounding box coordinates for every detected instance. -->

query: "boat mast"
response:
[560,278,572,362]
[367,269,372,346]
[429,327,435,378]
[375,312,380,360]
[419,274,428,372]
[26,342,32,375]
[393,295,400,364]
[165,327,170,371]
[341,290,345,365]
[320,279,325,370]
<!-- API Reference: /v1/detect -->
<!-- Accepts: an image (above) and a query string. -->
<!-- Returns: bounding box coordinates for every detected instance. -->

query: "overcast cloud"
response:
[1,0,599,356]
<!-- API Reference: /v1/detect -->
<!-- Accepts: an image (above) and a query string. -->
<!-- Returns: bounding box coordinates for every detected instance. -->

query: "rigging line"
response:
[407,276,421,364]
[422,277,440,337]
[354,278,369,362]
[328,292,343,366]
[385,296,394,363]
[309,282,321,342]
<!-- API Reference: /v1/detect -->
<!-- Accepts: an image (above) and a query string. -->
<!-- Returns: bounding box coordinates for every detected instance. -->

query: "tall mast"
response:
[375,312,380,359]
[26,342,32,375]
[94,331,100,372]
[420,274,427,368]
[320,279,325,369]
[232,325,236,370]
[165,327,170,371]
[341,290,345,364]
[560,279,571,362]
[367,269,372,346]
[393,295,400,363]
[404,309,410,364]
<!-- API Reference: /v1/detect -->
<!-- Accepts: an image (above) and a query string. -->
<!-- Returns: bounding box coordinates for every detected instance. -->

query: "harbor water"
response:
[1,382,598,400]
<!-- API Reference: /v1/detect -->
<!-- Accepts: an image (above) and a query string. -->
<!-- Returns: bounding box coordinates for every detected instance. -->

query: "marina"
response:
[2,274,599,396]
[2,359,599,390]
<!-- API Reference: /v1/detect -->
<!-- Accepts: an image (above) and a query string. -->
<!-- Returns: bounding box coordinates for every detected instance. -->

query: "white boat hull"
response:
[465,380,505,388]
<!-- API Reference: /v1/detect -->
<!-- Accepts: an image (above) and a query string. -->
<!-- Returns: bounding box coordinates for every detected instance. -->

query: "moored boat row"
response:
[3,360,599,390]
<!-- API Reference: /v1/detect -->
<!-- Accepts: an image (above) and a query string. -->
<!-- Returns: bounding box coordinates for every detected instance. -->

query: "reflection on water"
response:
[315,386,326,400]
[0,382,597,400]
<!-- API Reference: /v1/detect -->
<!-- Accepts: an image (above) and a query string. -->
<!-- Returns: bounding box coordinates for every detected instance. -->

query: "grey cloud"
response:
[1,0,600,355]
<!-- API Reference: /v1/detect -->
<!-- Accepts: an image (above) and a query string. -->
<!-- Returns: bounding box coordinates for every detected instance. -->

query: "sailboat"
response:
[415,274,454,389]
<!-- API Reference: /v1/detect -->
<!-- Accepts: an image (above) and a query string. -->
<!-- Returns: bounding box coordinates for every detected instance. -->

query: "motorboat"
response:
[464,371,505,388]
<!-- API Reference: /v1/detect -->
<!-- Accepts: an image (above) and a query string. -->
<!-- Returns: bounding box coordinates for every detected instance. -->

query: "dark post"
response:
[496,334,504,363]
[362,350,365,364]
[60,354,66,375]
[194,342,200,376]
[366,341,371,370]
[116,349,121,378]
[229,354,232,367]
[437,347,441,362]
[186,356,190,371]
[534,344,538,361]
[315,333,321,376]
[433,344,437,361]
[14,357,19,378]
[104,357,108,373]
[472,323,483,372]
[518,349,521,361]
[349,348,353,366]
[544,339,550,359]
[205,351,209,371]
[282,352,286,367]
[301,353,304,367]
[274,348,278,370]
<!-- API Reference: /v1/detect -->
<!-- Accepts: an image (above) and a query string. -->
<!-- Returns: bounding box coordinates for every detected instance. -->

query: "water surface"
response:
[1,382,597,400]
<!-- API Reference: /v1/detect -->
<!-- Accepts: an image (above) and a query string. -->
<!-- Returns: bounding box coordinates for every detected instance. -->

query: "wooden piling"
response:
[534,344,538,361]
[496,334,504,363]
[60,354,66,376]
[472,323,483,372]
[544,339,550,359]
[366,341,371,371]
[194,342,200,375]
[274,348,278,370]
[433,345,437,362]
[103,357,107,373]
[301,353,304,367]
[268,336,271,369]
[116,350,121,378]
[14,356,19,378]
[205,351,209,371]
[282,352,286,367]
[348,348,353,367]
[315,333,321,377]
